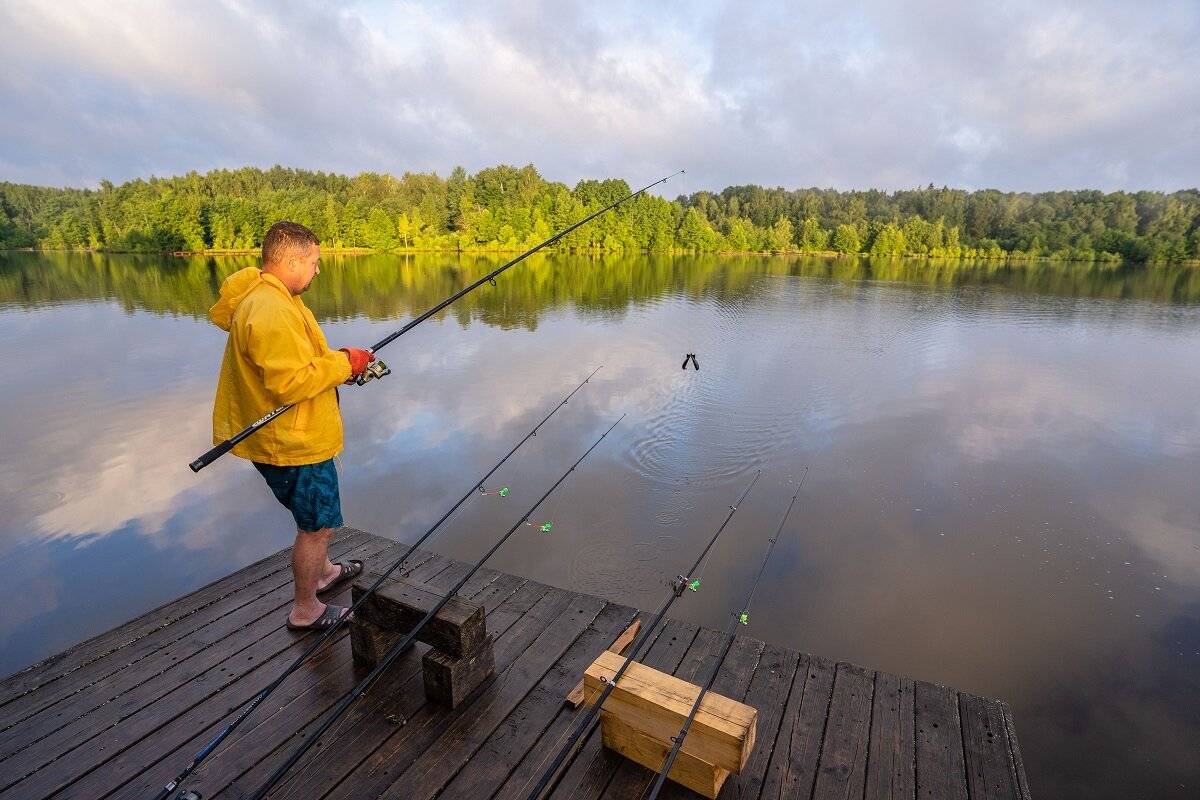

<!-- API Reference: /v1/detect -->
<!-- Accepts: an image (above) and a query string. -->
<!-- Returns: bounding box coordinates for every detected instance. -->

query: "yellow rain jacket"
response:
[209,267,351,466]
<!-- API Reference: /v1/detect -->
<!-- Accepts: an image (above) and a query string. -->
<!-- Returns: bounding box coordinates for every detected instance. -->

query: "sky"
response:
[1,0,1197,194]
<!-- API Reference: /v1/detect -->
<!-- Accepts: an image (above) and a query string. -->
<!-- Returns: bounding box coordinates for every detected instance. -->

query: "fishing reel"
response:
[670,575,701,596]
[355,359,391,386]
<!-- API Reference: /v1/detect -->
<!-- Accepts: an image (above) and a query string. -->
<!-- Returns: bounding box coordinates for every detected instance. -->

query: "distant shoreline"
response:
[3,246,1196,268]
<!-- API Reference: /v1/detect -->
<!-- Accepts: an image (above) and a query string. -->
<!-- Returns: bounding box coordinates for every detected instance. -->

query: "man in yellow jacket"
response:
[209,221,374,630]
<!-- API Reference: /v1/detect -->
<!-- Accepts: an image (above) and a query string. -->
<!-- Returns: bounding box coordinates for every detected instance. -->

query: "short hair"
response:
[262,221,319,266]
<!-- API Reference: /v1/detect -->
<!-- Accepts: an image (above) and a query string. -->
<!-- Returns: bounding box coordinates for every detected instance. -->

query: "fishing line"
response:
[154,368,601,800]
[641,465,809,800]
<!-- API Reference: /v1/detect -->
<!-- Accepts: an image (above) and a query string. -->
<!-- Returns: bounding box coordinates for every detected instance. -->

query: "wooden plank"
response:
[568,618,642,707]
[914,681,967,800]
[493,618,700,800]
[0,536,404,799]
[1001,703,1032,800]
[0,527,367,708]
[812,662,875,800]
[252,579,565,800]
[380,599,633,800]
[100,559,515,800]
[757,654,836,800]
[583,649,758,773]
[624,634,764,800]
[864,671,915,800]
[719,644,802,800]
[960,693,1023,800]
[0,534,401,762]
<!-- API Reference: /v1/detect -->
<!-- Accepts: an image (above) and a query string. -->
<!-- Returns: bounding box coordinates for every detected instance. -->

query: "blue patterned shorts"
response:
[253,458,344,533]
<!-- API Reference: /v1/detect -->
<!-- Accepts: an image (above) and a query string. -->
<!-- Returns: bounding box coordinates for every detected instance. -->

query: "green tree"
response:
[766,217,794,251]
[799,217,829,252]
[676,208,719,251]
[869,223,906,256]
[832,224,860,254]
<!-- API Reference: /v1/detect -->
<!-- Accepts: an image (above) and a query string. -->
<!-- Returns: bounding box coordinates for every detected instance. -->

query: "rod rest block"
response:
[583,649,757,799]
[422,634,495,708]
[349,569,487,660]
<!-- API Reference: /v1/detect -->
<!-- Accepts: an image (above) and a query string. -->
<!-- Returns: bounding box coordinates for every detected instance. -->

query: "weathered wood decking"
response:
[0,528,1031,799]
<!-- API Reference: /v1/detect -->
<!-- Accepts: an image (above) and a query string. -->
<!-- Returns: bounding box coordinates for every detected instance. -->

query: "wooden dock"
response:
[0,528,1031,799]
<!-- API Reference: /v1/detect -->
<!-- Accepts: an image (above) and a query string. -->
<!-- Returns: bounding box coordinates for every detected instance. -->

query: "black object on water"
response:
[245,415,626,800]
[189,170,684,473]
[153,370,600,800]
[524,470,761,800]
[681,353,699,370]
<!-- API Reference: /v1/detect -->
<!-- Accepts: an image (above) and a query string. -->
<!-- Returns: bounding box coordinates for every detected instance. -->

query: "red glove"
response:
[339,347,375,379]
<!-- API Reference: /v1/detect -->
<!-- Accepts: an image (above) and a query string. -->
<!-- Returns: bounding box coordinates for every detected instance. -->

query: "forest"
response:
[1,165,1197,264]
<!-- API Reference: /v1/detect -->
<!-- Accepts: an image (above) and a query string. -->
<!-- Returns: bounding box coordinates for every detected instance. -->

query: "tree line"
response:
[1,165,1197,264]
[6,251,1200,324]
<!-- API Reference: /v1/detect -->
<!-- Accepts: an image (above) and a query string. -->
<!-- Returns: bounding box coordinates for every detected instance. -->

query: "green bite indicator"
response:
[498,486,509,497]
[688,579,701,592]
[538,522,553,533]
[738,612,749,625]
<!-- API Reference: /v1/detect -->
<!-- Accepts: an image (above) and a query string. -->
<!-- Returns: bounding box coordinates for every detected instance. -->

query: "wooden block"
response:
[422,635,496,708]
[599,709,730,799]
[566,618,642,707]
[349,615,401,668]
[583,649,757,774]
[351,569,486,658]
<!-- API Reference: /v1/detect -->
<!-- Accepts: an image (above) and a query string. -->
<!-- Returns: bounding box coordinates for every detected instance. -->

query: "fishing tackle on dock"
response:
[524,470,762,800]
[153,369,600,800]
[643,466,809,800]
[245,414,626,800]
[189,171,683,473]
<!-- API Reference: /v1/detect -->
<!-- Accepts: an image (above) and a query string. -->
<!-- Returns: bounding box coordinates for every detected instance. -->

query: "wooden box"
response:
[583,649,757,799]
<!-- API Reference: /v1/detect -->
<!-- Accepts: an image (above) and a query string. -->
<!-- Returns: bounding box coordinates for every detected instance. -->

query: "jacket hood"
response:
[209,267,273,331]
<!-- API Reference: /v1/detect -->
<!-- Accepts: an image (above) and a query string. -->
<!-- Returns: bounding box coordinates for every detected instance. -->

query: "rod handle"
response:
[190,438,236,473]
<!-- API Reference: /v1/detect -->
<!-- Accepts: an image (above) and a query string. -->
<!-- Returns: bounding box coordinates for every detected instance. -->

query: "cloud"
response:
[0,0,1197,191]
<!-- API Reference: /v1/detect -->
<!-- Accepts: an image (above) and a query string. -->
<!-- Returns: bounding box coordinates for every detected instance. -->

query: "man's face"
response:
[293,243,321,294]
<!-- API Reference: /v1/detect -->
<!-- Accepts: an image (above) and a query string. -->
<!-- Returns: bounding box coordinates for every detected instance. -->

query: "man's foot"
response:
[287,603,352,631]
[316,559,364,594]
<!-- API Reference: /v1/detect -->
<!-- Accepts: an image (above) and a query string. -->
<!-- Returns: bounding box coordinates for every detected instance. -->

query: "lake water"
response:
[1,251,1198,798]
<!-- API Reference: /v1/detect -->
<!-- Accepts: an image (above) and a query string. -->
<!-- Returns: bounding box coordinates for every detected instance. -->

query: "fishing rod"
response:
[524,470,762,800]
[189,170,684,473]
[155,369,601,800]
[246,414,626,800]
[644,466,808,800]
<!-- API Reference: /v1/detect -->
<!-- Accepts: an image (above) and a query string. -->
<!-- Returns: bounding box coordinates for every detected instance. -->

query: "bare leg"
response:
[289,527,341,626]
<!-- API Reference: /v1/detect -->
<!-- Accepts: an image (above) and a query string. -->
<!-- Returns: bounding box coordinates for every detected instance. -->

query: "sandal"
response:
[317,560,364,594]
[287,604,352,631]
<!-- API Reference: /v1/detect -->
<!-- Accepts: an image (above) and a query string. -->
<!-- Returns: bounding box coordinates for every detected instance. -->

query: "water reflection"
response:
[0,252,1198,797]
